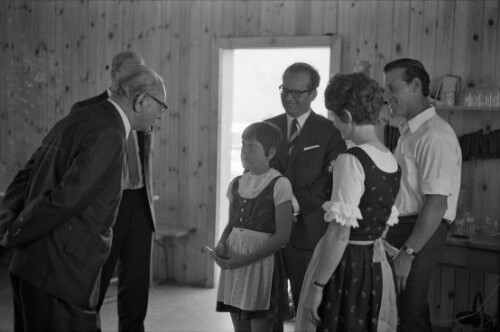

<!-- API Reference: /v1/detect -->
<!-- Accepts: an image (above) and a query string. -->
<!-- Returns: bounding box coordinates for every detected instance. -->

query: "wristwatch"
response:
[402,245,418,259]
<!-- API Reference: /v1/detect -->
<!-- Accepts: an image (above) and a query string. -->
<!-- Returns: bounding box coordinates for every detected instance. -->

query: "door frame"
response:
[209,35,341,285]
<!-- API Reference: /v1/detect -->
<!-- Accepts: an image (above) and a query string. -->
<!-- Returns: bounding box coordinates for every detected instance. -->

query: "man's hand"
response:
[392,252,413,294]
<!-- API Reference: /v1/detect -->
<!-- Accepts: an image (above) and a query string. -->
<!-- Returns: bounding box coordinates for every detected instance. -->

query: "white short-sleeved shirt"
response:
[226,168,292,206]
[394,106,462,221]
[323,144,400,228]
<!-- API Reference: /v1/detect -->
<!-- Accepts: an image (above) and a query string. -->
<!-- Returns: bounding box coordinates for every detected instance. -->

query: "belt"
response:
[124,186,145,191]
[398,215,418,223]
[398,215,451,224]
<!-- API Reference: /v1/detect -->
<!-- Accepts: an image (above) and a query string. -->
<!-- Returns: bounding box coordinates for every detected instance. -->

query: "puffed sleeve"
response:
[322,153,364,228]
[386,205,400,226]
[273,176,293,206]
[226,178,237,202]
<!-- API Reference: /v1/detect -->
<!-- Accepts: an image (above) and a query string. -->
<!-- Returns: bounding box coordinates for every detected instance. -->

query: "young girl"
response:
[213,122,293,332]
[295,73,401,332]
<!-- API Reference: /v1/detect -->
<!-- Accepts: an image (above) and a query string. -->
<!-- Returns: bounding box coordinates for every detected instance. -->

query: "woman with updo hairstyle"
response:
[295,73,402,332]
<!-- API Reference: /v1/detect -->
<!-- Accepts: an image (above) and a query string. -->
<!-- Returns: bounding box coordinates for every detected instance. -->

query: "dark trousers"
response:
[96,188,154,332]
[11,274,99,332]
[272,243,314,332]
[284,243,314,311]
[386,220,448,332]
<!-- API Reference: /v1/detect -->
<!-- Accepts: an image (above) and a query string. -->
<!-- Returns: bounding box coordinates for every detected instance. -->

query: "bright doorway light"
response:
[230,47,331,178]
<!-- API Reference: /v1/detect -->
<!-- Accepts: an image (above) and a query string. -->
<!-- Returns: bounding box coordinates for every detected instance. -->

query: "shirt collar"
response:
[108,98,131,139]
[399,106,436,134]
[287,109,311,130]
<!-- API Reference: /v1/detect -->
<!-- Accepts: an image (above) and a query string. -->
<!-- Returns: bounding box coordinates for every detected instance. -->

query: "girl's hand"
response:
[213,252,248,269]
[302,285,323,326]
[214,242,227,258]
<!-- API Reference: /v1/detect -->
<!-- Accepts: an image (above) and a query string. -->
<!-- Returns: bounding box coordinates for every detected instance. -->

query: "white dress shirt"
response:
[394,106,462,222]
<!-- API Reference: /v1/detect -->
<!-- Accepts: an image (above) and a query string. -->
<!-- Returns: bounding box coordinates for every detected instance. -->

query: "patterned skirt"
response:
[295,237,397,332]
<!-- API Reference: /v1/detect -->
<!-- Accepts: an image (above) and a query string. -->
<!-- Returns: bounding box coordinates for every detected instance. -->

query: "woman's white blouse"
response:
[323,144,400,228]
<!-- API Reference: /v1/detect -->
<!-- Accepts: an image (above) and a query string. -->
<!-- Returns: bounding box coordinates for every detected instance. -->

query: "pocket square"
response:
[303,145,320,151]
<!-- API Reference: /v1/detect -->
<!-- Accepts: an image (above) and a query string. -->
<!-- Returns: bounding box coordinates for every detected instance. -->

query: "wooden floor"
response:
[0,264,295,332]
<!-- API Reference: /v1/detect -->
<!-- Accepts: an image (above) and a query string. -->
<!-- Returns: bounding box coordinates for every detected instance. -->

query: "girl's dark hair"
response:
[324,73,384,125]
[242,122,282,159]
[383,58,430,97]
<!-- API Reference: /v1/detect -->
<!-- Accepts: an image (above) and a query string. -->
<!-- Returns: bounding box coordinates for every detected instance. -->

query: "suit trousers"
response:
[96,188,154,332]
[11,274,99,332]
[271,243,314,332]
[386,219,448,332]
[284,242,314,312]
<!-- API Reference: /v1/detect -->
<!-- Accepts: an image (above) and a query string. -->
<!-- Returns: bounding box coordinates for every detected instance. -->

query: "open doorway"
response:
[214,36,341,281]
[230,48,331,178]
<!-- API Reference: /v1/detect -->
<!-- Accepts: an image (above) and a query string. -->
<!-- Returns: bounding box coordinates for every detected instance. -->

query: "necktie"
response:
[289,119,299,155]
[127,132,140,187]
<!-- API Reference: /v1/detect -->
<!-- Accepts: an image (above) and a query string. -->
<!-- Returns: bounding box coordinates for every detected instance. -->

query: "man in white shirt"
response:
[383,58,461,331]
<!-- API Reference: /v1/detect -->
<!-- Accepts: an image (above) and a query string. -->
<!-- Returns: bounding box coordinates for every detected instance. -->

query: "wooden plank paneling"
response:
[175,0,195,283]
[337,0,356,74]
[322,0,338,35]
[465,0,484,88]
[391,0,410,60]
[357,0,378,72]
[261,1,286,36]
[200,0,216,287]
[185,0,204,285]
[451,0,469,84]
[422,0,438,85]
[439,266,456,328]
[434,0,455,78]
[373,0,393,85]
[408,0,424,61]
[295,0,311,36]
[454,268,470,321]
[482,0,499,87]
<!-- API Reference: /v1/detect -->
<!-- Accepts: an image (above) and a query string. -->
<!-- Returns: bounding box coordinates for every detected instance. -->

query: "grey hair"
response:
[110,51,145,82]
[111,65,164,101]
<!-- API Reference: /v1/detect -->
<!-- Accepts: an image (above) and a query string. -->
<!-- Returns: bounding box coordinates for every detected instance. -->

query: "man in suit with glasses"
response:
[71,51,165,332]
[0,64,166,331]
[266,62,346,324]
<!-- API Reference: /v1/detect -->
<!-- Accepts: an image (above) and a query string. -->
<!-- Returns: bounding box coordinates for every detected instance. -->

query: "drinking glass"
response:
[484,217,499,237]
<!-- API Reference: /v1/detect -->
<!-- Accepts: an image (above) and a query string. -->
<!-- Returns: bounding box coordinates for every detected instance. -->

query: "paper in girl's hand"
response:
[205,245,229,259]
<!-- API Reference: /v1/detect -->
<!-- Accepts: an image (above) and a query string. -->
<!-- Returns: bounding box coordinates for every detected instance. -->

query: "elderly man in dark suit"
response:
[266,62,346,317]
[71,51,157,332]
[0,64,167,332]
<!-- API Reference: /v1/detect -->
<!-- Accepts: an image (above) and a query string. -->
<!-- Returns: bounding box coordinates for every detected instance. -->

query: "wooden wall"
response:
[0,0,498,302]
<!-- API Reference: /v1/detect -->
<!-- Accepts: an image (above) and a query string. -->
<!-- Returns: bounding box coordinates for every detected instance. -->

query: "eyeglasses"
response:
[146,94,168,112]
[279,85,313,99]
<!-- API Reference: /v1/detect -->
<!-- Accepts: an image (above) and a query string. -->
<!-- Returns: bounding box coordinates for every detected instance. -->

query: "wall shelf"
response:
[436,106,500,112]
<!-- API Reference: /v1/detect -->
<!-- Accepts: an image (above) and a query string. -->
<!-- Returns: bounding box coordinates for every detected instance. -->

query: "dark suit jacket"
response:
[2,101,126,307]
[71,91,156,229]
[266,111,346,250]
